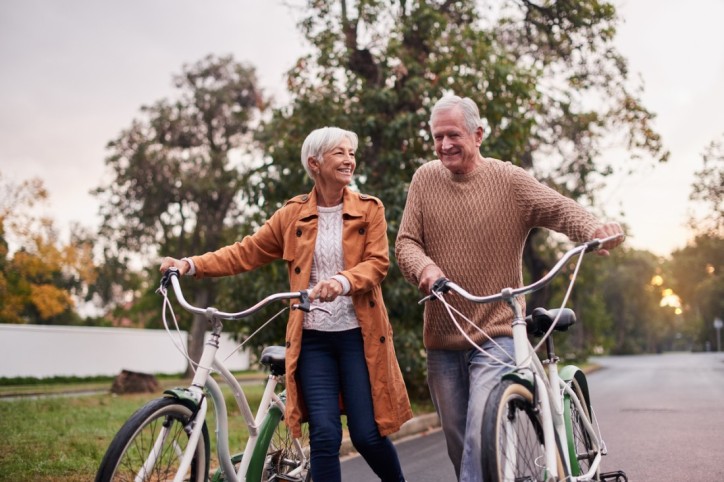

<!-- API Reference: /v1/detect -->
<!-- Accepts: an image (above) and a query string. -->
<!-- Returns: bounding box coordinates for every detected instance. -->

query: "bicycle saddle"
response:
[525,307,577,337]
[260,345,287,376]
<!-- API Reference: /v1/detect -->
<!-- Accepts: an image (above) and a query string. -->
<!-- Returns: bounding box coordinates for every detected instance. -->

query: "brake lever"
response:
[292,290,333,314]
[309,305,332,315]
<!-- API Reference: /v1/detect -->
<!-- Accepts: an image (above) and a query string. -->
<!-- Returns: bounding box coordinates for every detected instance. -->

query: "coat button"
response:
[358,227,365,235]
[296,229,302,237]
[379,336,386,343]
[286,341,291,348]
[294,267,301,274]
[369,300,375,308]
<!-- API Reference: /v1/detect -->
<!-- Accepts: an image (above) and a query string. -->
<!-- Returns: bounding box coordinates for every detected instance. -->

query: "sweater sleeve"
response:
[509,163,600,242]
[395,167,438,285]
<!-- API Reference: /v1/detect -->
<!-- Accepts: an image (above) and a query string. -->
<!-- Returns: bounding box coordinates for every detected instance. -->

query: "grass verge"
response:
[0,376,434,481]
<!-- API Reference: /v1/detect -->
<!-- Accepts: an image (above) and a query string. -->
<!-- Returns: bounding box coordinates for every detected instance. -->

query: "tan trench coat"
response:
[190,187,413,438]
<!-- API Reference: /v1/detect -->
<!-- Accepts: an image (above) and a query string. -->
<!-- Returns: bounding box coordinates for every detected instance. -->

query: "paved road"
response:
[341,352,724,481]
[589,352,724,481]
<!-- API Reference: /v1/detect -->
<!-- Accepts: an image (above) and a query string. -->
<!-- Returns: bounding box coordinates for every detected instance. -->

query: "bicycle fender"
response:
[163,387,202,408]
[501,369,535,392]
[246,397,285,482]
[558,365,591,411]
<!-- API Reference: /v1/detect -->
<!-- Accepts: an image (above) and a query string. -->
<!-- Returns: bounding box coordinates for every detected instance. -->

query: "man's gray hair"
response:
[430,95,484,133]
[301,127,359,178]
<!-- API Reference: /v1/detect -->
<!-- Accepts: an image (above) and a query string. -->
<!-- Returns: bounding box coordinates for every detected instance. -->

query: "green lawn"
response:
[0,377,266,481]
[0,376,434,481]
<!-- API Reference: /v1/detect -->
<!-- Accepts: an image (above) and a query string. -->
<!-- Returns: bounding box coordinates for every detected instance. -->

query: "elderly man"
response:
[395,94,623,481]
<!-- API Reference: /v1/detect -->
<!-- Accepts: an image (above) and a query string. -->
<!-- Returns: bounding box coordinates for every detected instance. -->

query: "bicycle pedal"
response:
[599,470,628,481]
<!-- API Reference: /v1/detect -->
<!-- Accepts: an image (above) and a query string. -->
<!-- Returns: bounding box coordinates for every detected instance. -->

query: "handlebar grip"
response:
[431,277,451,294]
[161,267,180,288]
[584,239,602,253]
[292,291,312,313]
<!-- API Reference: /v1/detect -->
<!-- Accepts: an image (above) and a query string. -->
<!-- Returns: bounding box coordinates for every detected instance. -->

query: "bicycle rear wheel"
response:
[482,379,562,482]
[95,397,210,482]
[565,378,597,477]
[264,421,311,482]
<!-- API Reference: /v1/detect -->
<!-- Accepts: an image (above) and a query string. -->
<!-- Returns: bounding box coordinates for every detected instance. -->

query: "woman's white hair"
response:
[430,94,484,133]
[301,127,359,178]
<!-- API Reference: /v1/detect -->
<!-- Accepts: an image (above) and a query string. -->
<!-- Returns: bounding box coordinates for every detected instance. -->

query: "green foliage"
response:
[597,248,667,354]
[248,0,666,398]
[688,134,723,236]
[92,55,268,371]
[668,234,724,350]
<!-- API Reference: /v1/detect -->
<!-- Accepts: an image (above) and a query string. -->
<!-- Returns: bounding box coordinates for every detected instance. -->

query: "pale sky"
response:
[1,0,723,257]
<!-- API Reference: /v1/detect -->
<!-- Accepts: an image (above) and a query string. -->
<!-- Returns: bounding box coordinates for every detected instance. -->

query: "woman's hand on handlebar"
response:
[592,223,625,256]
[160,257,191,276]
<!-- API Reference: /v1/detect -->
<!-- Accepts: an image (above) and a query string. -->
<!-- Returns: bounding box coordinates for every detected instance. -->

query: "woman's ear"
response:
[308,156,319,173]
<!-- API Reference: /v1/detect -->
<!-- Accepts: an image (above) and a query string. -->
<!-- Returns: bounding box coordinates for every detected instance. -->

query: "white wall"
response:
[0,324,250,378]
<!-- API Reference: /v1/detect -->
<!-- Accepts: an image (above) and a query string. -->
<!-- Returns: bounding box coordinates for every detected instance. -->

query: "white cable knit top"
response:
[304,203,359,331]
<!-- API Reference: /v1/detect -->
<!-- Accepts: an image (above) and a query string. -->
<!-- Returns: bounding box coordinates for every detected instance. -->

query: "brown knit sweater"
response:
[395,158,601,350]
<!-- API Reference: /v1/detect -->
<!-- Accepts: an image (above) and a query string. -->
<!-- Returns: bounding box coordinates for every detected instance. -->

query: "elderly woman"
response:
[160,126,411,482]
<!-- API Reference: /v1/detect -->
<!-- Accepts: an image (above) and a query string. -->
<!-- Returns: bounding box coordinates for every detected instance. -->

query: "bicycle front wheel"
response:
[482,379,562,482]
[95,397,210,482]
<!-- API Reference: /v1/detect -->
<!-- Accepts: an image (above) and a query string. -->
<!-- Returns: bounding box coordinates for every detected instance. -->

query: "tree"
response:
[0,172,95,324]
[668,235,724,351]
[248,0,667,397]
[688,134,723,236]
[93,55,267,375]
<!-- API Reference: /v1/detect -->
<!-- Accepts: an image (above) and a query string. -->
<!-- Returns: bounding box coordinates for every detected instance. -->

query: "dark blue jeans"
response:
[297,328,405,482]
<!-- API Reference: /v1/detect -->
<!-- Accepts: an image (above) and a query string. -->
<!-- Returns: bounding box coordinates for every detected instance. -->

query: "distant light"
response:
[651,275,664,286]
[706,264,715,275]
[660,289,682,309]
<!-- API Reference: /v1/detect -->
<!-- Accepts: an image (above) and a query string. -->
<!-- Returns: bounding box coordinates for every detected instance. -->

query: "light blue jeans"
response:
[426,336,515,482]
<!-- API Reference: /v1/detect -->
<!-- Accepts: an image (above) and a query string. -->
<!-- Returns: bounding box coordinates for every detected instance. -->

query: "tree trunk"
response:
[523,229,553,313]
[185,284,213,378]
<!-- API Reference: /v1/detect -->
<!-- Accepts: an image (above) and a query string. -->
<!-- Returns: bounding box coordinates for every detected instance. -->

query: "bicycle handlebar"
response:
[160,268,314,320]
[419,233,624,305]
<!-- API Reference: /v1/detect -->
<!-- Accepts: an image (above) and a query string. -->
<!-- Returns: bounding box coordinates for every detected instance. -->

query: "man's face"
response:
[431,107,483,175]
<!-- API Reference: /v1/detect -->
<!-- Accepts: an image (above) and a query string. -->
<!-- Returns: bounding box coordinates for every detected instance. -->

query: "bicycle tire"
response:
[95,397,210,482]
[212,411,311,482]
[565,378,597,477]
[482,379,563,482]
[263,420,311,482]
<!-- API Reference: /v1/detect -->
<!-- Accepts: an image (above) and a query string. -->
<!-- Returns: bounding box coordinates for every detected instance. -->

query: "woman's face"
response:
[313,137,356,188]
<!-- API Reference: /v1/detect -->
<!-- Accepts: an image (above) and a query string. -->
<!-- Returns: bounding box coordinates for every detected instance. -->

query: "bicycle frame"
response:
[157,270,311,482]
[504,296,604,481]
[422,235,623,482]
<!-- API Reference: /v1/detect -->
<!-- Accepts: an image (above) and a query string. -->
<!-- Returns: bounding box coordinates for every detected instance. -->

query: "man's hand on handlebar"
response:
[419,264,446,295]
[160,257,191,276]
[592,223,625,256]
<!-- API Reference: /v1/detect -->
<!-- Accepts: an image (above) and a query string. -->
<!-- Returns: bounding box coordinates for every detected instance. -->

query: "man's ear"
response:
[475,126,484,146]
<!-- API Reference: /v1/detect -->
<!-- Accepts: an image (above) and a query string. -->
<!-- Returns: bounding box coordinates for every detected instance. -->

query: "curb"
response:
[339,412,441,457]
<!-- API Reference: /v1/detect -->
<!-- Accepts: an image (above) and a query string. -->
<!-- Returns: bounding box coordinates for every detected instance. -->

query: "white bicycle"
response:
[95,267,325,482]
[421,234,628,482]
